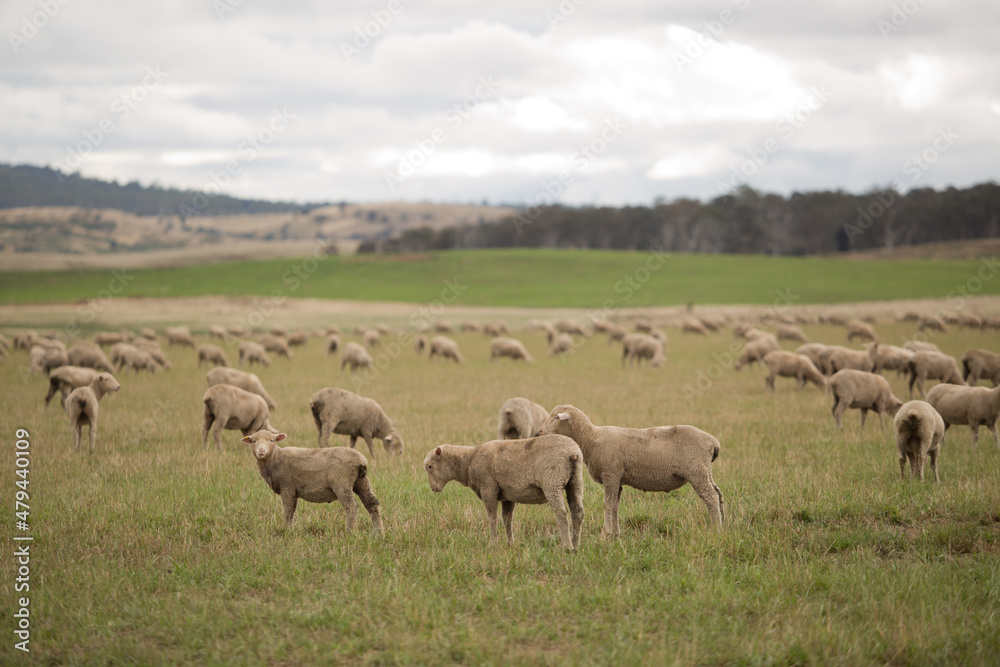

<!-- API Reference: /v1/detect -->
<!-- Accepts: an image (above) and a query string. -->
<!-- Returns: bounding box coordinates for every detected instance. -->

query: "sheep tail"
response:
[309,399,322,418]
[357,463,367,479]
[711,441,720,463]
[962,358,971,380]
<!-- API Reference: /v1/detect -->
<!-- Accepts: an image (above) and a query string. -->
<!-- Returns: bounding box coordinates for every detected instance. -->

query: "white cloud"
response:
[880,55,945,110]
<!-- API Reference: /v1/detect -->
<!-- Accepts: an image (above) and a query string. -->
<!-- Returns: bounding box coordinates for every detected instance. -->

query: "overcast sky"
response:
[2,1,998,206]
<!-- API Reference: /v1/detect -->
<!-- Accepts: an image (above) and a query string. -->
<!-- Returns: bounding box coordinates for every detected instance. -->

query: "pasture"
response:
[1,313,999,665]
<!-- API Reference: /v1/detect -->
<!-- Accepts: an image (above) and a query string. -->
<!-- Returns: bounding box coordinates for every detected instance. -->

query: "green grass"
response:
[1,321,998,664]
[2,248,999,306]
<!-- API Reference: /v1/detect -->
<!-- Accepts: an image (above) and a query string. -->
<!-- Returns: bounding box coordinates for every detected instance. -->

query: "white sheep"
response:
[962,348,1000,387]
[893,400,945,482]
[555,319,589,337]
[309,387,404,456]
[428,336,463,363]
[549,333,574,357]
[259,335,293,359]
[845,318,878,343]
[44,366,99,408]
[197,344,229,369]
[907,351,964,398]
[870,343,914,377]
[67,343,115,373]
[828,369,903,429]
[762,350,826,391]
[460,321,482,333]
[134,339,172,370]
[681,319,708,335]
[363,329,381,349]
[238,341,272,368]
[340,342,373,374]
[926,383,1000,448]
[489,337,534,363]
[605,323,628,345]
[776,324,808,343]
[287,331,308,348]
[734,336,778,370]
[206,367,278,411]
[919,315,948,333]
[622,333,665,367]
[116,345,162,375]
[201,384,276,449]
[244,430,383,533]
[65,372,120,452]
[904,340,941,354]
[423,435,585,549]
[326,334,341,356]
[794,343,828,371]
[819,344,873,375]
[497,397,549,440]
[434,322,454,334]
[209,325,227,340]
[165,327,196,348]
[538,405,724,534]
[414,334,427,355]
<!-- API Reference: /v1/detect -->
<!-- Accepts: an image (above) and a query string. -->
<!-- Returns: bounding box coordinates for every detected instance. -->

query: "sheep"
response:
[907,351,965,398]
[309,387,404,456]
[489,337,534,363]
[605,323,628,345]
[958,312,983,330]
[238,341,271,368]
[926,383,1000,448]
[165,327,196,348]
[209,325,227,340]
[549,333,574,357]
[94,331,130,346]
[893,400,945,482]
[67,343,115,373]
[776,324,808,343]
[269,326,288,338]
[433,322,454,334]
[555,319,589,337]
[423,435,584,549]
[375,323,391,335]
[363,329,381,349]
[539,321,557,344]
[633,318,655,333]
[497,397,549,440]
[65,372,120,452]
[828,369,903,429]
[45,365,99,408]
[919,315,948,333]
[962,348,1000,387]
[206,367,277,411]
[845,318,878,343]
[681,319,708,335]
[414,334,427,355]
[326,334,341,356]
[794,343,828,371]
[31,345,69,374]
[762,350,826,391]
[483,320,509,337]
[820,345,873,375]
[352,325,366,336]
[133,339,171,370]
[734,336,778,370]
[201,383,276,449]
[460,321,482,333]
[244,430,382,533]
[896,311,921,323]
[700,315,726,332]
[197,344,229,369]
[340,342,372,374]
[227,325,251,338]
[428,335,463,363]
[537,405,724,534]
[870,343,914,377]
[983,315,1000,331]
[287,331,309,348]
[622,333,664,368]
[326,325,341,335]
[904,340,941,354]
[139,327,158,341]
[116,346,161,375]
[259,335,292,359]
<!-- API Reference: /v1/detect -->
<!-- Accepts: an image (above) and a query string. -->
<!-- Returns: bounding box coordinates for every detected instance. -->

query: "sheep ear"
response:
[557,412,570,421]
[241,436,254,445]
[435,446,442,456]
[274,433,287,442]
[385,435,393,443]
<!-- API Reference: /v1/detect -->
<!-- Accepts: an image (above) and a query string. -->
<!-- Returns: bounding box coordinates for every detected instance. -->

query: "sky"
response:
[2,1,998,207]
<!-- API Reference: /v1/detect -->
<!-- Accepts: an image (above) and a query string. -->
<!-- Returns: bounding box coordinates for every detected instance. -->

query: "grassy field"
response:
[2,248,1000,307]
[1,319,998,664]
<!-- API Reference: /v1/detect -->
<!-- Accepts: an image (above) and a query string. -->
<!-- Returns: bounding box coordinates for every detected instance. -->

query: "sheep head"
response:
[537,408,574,437]
[423,446,454,492]
[243,430,287,461]
[383,429,405,457]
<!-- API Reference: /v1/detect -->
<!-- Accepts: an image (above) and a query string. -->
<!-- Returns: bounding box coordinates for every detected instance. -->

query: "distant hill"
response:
[0,163,315,216]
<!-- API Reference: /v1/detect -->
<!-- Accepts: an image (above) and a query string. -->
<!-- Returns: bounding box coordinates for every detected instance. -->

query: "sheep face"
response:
[95,373,121,395]
[383,430,405,457]
[243,431,288,461]
[537,411,572,438]
[423,446,453,492]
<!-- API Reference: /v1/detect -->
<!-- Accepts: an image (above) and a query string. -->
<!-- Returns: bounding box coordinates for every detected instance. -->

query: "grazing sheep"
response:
[904,340,941,354]
[962,348,1000,387]
[363,329,381,349]
[67,343,115,373]
[958,312,983,330]
[165,327,196,348]
[65,372,120,452]
[983,315,1000,331]
[633,319,655,333]
[202,384,276,449]
[352,325,367,336]
[549,333,574,357]
[414,334,427,355]
[538,405,724,533]
[340,342,373,374]
[209,325,227,340]
[820,345,874,375]
[482,320,509,338]
[206,367,277,411]
[227,325,251,338]
[139,327,158,341]
[309,387,404,456]
[45,365,100,408]
[828,369,903,429]
[326,334,341,356]
[94,331,130,346]
[423,436,585,549]
[734,336,779,370]
[762,350,826,391]
[893,401,945,482]
[776,324,808,343]
[926,383,1000,448]
[238,341,272,368]
[700,316,726,332]
[116,346,161,375]
[31,345,69,374]
[489,337,534,363]
[919,315,948,333]
[133,339,171,370]
[896,311,921,323]
[428,335,463,363]
[681,319,709,336]
[460,321,482,333]
[497,397,549,440]
[259,335,292,359]
[244,430,383,533]
[623,333,665,368]
[326,325,341,335]
[605,324,628,345]
[197,344,229,369]
[846,318,879,343]
[907,351,964,398]
[794,343,828,371]
[555,319,589,337]
[434,322,454,334]
[287,331,309,348]
[269,326,288,338]
[869,343,914,377]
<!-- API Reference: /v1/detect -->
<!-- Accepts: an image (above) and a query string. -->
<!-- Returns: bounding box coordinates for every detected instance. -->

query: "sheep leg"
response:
[859,408,868,429]
[44,380,59,407]
[928,447,940,482]
[601,482,622,538]
[72,422,82,450]
[338,492,359,532]
[362,435,376,457]
[970,423,980,446]
[317,419,333,448]
[211,412,227,450]
[88,422,97,453]
[353,476,383,534]
[349,435,358,449]
[831,397,846,428]
[482,495,500,544]
[501,500,516,545]
[898,451,907,479]
[566,481,584,550]
[766,372,776,392]
[201,405,214,449]
[280,492,298,526]
[691,475,724,527]
[544,492,575,550]
[912,450,924,480]
[988,421,999,449]
[907,373,917,399]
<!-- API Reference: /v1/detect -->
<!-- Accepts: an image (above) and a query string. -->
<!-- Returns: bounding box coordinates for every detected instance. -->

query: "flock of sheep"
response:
[5,306,998,549]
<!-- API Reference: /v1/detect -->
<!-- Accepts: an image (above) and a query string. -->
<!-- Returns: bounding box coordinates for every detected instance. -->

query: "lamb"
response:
[45,365,99,408]
[828,369,903,429]
[326,334,341,356]
[869,343,914,377]
[549,333,574,357]
[893,400,945,482]
[846,318,879,343]
[340,342,373,374]
[201,383,276,449]
[259,335,292,359]
[309,387,404,456]
[65,372,120,452]
[762,350,826,391]
[776,324,808,343]
[820,345,873,375]
[423,435,584,549]
[497,397,549,440]
[733,336,778,370]
[489,337,534,363]
[962,348,1000,387]
[244,430,382,533]
[538,405,724,533]
[67,343,115,373]
[197,344,229,369]
[206,367,277,411]
[623,333,665,368]
[238,341,271,368]
[926,383,1000,448]
[363,329,381,349]
[907,351,965,398]
[681,319,708,335]
[428,335,463,363]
